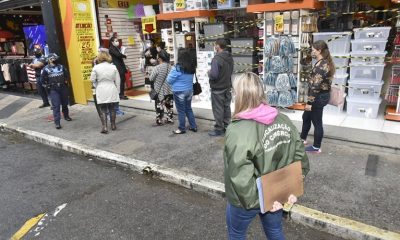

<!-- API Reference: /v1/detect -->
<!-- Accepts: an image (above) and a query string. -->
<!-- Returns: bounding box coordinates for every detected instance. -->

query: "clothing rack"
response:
[0,57,33,64]
[0,57,37,93]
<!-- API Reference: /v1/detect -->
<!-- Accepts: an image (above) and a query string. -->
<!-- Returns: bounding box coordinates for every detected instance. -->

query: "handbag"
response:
[328,86,345,106]
[193,74,202,96]
[149,65,170,100]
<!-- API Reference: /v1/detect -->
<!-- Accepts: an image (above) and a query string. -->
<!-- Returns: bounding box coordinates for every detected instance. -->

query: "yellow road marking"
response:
[10,213,45,240]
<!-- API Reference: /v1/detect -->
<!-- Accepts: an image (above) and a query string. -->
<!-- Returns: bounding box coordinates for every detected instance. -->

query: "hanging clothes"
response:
[1,64,11,82]
[9,63,18,83]
[26,65,36,82]
[19,64,28,83]
[0,66,5,85]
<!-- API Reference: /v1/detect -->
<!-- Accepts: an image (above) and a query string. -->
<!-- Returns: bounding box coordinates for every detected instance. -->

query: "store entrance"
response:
[0,2,48,95]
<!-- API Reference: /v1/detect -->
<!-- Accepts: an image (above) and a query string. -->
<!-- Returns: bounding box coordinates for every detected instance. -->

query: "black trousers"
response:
[37,77,49,105]
[300,92,330,148]
[211,88,232,132]
[119,71,126,97]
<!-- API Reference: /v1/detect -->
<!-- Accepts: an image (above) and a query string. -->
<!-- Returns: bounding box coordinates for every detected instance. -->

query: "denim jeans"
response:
[173,90,197,131]
[300,92,330,148]
[226,203,285,240]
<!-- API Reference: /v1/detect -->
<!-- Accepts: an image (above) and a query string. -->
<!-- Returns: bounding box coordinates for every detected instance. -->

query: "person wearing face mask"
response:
[300,40,335,153]
[109,37,128,100]
[144,39,158,88]
[29,45,50,108]
[41,53,72,129]
[156,41,166,52]
[207,38,234,137]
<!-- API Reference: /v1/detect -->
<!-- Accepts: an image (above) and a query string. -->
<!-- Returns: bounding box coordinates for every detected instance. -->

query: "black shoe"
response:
[188,127,197,132]
[39,103,50,108]
[55,124,62,129]
[120,96,129,100]
[64,116,72,121]
[208,130,224,137]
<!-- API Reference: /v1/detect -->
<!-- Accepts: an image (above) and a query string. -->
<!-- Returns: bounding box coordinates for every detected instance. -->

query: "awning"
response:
[0,0,40,12]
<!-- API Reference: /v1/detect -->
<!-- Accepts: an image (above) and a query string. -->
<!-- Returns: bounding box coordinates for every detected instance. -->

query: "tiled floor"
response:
[129,92,400,135]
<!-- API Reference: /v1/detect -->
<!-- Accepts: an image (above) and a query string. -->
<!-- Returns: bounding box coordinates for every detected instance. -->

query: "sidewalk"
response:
[1,92,400,239]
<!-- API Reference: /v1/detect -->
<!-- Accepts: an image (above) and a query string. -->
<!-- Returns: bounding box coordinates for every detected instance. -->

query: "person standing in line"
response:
[300,40,335,153]
[167,49,197,134]
[41,53,72,129]
[144,39,158,89]
[29,45,50,108]
[208,38,234,137]
[109,36,128,100]
[224,72,309,240]
[149,50,173,125]
[90,51,120,134]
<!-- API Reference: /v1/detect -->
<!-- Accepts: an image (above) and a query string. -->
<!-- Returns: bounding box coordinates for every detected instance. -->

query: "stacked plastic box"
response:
[347,27,391,118]
[312,32,352,112]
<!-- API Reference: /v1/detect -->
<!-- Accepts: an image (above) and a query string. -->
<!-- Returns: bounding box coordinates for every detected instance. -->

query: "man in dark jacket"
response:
[109,37,128,100]
[208,38,234,136]
[29,45,50,108]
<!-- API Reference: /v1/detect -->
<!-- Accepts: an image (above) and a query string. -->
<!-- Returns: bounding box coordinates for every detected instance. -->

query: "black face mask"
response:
[35,53,42,58]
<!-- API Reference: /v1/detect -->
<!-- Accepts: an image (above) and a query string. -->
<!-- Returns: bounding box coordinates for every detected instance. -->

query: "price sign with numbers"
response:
[175,0,186,11]
[274,15,284,33]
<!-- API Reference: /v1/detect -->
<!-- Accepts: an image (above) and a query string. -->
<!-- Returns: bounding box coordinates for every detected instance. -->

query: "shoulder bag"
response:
[193,73,202,96]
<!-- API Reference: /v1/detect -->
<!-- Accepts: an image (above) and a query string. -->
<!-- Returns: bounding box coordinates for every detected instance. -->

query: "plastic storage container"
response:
[346,97,382,118]
[351,39,388,53]
[347,80,383,99]
[332,54,350,75]
[332,74,348,88]
[313,32,352,54]
[353,27,391,40]
[350,51,387,64]
[349,64,384,82]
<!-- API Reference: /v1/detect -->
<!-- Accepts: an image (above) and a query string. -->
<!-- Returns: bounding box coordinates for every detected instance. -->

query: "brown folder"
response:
[256,161,304,213]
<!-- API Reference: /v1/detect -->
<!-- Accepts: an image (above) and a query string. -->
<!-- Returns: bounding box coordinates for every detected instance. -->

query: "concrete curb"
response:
[1,123,399,240]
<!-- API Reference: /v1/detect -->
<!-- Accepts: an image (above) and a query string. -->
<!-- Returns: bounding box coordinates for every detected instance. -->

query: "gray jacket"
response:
[208,50,234,90]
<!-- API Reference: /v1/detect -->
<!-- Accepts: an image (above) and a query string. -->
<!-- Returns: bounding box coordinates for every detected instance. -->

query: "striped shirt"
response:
[149,62,172,101]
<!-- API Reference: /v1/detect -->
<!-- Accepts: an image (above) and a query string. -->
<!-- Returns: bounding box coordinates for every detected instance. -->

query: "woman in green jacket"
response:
[224,72,310,239]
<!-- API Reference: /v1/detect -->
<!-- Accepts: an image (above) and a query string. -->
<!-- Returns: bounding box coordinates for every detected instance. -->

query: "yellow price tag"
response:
[274,15,284,33]
[175,0,185,11]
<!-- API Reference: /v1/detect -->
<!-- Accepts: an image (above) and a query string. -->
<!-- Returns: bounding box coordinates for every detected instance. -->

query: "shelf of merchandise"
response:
[157,10,216,20]
[247,0,323,13]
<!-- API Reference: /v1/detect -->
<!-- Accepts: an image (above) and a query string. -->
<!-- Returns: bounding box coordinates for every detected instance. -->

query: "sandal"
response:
[173,129,186,134]
[188,127,197,132]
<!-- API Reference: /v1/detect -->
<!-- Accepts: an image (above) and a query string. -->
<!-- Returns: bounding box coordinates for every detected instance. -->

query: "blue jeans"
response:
[226,203,285,240]
[173,90,197,131]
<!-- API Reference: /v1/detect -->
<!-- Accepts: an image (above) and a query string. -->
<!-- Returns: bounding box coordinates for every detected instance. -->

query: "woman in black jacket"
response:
[109,37,128,100]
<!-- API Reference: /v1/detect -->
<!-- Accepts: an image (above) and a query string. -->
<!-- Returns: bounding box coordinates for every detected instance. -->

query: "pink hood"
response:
[236,104,278,125]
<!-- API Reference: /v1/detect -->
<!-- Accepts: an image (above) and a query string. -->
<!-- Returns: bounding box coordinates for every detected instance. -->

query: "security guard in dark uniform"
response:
[41,53,72,129]
[29,45,50,108]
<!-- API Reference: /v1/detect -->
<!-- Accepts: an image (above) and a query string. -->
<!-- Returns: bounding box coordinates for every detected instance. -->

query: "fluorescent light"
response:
[0,0,11,3]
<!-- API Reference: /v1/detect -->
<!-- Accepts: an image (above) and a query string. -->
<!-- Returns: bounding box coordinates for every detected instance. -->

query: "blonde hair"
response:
[97,51,112,63]
[233,72,267,117]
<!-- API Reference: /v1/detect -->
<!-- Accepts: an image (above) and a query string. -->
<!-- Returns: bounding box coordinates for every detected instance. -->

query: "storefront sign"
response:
[141,16,156,34]
[107,0,159,8]
[108,0,129,8]
[274,15,283,33]
[60,0,99,104]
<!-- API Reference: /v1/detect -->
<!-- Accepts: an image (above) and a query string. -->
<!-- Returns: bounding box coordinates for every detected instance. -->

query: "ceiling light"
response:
[0,0,11,3]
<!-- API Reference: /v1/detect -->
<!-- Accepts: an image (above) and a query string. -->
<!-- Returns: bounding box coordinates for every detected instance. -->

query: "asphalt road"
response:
[0,132,344,240]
